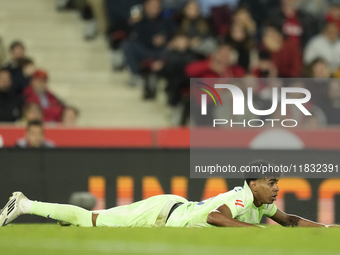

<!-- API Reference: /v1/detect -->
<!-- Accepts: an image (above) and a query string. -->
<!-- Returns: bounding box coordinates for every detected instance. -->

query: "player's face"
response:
[255,178,279,205]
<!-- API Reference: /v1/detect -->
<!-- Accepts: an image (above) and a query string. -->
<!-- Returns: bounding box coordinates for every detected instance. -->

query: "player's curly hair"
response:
[244,159,282,185]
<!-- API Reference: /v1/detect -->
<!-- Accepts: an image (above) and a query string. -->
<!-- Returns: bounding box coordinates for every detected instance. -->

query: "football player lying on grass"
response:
[1,160,338,228]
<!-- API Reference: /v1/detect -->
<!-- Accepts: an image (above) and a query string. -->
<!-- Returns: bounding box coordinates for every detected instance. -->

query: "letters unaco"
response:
[198,84,312,128]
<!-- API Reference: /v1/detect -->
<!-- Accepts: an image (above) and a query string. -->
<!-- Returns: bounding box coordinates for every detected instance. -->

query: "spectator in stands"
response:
[0,68,22,122]
[265,0,318,49]
[122,0,175,86]
[4,41,26,71]
[62,106,79,126]
[225,21,256,71]
[319,80,340,125]
[185,43,245,78]
[15,120,55,148]
[261,24,302,77]
[304,22,340,72]
[238,0,279,30]
[197,0,240,17]
[232,7,256,37]
[84,0,107,40]
[251,50,278,78]
[208,3,233,37]
[77,1,98,40]
[325,0,340,31]
[161,0,188,18]
[23,70,65,123]
[148,32,195,103]
[60,0,107,40]
[10,57,36,94]
[105,0,144,70]
[178,0,217,57]
[186,44,244,125]
[17,102,44,125]
[249,53,281,113]
[304,58,331,105]
[305,57,332,78]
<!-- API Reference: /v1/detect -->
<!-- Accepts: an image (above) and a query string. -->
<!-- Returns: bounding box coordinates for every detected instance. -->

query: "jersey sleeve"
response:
[223,194,246,219]
[263,203,278,217]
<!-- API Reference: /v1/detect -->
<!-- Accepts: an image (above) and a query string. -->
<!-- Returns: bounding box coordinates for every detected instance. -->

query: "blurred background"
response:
[2,0,340,130]
[1,0,340,225]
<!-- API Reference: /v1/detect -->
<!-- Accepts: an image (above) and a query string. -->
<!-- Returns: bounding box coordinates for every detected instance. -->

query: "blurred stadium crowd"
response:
[1,0,340,128]
[0,40,79,126]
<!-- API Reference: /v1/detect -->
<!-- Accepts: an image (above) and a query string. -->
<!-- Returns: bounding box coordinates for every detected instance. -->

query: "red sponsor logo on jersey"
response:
[235,199,244,207]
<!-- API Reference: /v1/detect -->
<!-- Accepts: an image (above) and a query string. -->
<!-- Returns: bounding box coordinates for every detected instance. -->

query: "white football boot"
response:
[0,192,28,226]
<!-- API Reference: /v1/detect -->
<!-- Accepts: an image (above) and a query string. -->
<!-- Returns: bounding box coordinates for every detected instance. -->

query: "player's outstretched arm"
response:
[207,204,260,227]
[270,208,339,228]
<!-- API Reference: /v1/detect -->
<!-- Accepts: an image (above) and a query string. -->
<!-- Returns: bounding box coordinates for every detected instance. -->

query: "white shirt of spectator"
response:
[304,34,340,72]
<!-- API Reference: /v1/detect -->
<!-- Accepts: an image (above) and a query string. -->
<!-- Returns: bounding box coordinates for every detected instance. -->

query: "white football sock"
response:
[19,199,33,214]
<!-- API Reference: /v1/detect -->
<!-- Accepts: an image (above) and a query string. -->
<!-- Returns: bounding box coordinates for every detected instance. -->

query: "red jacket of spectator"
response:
[23,85,64,122]
[263,40,302,78]
[185,59,245,78]
[326,14,340,31]
[185,59,245,105]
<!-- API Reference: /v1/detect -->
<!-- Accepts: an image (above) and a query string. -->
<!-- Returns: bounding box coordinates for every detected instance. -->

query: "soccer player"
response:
[0,160,338,228]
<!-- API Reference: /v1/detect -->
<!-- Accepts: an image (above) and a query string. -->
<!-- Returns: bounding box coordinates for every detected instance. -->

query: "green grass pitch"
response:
[0,224,339,255]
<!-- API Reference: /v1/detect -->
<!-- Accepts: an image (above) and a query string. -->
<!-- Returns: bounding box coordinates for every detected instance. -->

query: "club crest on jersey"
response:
[235,200,244,208]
